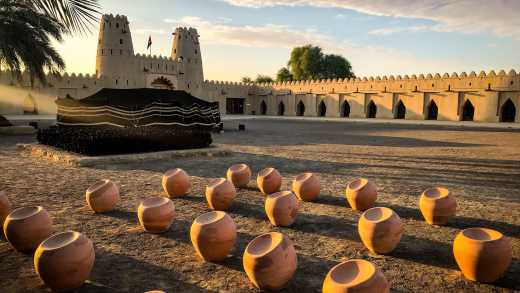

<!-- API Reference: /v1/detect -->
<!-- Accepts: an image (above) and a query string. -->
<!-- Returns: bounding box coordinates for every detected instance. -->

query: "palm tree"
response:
[0,0,100,85]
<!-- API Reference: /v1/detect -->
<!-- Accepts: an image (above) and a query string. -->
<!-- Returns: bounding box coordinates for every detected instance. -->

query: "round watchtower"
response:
[171,27,204,93]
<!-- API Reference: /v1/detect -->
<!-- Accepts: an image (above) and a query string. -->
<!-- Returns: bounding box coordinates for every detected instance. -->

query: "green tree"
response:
[0,0,101,85]
[241,76,253,83]
[276,67,293,82]
[255,74,274,83]
[285,45,354,80]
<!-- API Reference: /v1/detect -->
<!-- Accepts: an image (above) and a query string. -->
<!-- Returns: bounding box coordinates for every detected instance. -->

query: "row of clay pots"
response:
[2,197,94,292]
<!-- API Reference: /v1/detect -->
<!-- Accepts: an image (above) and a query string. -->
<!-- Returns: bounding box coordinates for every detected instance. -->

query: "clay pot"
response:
[34,231,95,292]
[346,178,377,211]
[0,190,11,226]
[419,187,456,225]
[453,228,512,283]
[138,197,175,233]
[292,172,320,202]
[358,207,404,254]
[243,232,297,290]
[162,168,190,198]
[265,191,299,227]
[3,206,52,253]
[323,259,390,293]
[190,211,237,262]
[227,163,252,188]
[257,167,282,195]
[85,179,120,213]
[205,178,237,211]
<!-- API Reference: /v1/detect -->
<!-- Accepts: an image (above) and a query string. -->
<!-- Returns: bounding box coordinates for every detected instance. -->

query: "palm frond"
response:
[29,0,101,34]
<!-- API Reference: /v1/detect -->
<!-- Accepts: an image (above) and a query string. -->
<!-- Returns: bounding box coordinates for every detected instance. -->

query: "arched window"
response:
[341,101,350,118]
[278,102,285,116]
[500,99,516,122]
[297,101,305,116]
[461,100,475,121]
[318,100,326,117]
[151,76,174,90]
[367,101,377,118]
[23,94,37,114]
[260,100,267,115]
[427,100,438,120]
[395,100,406,119]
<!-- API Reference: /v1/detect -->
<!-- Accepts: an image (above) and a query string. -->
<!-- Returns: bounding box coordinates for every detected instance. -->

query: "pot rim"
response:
[258,167,277,177]
[245,231,285,257]
[164,168,186,177]
[8,206,45,220]
[361,207,395,223]
[87,179,112,193]
[140,197,172,209]
[422,187,450,200]
[208,178,228,188]
[194,211,228,226]
[229,164,249,172]
[327,259,377,287]
[267,190,294,200]
[460,227,504,242]
[295,172,314,182]
[39,231,82,251]
[348,178,370,192]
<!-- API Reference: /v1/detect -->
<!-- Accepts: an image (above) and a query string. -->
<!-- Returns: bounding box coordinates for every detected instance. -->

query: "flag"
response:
[147,36,152,49]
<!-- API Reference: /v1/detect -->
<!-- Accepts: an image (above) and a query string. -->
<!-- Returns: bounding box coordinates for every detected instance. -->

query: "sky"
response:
[55,0,520,82]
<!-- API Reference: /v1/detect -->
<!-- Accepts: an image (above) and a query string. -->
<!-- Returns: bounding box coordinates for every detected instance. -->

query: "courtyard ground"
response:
[0,119,519,292]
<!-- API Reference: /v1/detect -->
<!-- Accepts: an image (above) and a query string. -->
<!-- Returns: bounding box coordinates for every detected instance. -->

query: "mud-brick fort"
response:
[0,14,519,123]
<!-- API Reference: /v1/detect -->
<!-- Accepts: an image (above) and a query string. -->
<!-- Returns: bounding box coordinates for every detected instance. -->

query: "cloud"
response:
[368,25,431,35]
[164,16,469,78]
[133,28,167,35]
[168,16,334,48]
[218,0,520,39]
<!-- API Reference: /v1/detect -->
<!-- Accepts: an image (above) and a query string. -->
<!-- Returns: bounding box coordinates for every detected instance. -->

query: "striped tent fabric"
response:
[38,89,221,156]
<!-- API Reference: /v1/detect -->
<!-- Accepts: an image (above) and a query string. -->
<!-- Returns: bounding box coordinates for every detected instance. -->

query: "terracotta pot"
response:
[265,191,299,227]
[34,231,95,292]
[358,207,403,254]
[0,190,11,226]
[323,259,390,293]
[162,168,190,198]
[257,167,282,195]
[190,211,237,262]
[243,232,297,290]
[453,228,512,283]
[292,172,320,202]
[419,187,456,225]
[205,178,237,211]
[138,197,175,233]
[227,163,252,188]
[85,179,120,213]
[346,178,377,211]
[3,206,52,253]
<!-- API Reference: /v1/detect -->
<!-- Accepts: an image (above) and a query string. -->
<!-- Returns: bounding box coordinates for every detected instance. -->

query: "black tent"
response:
[39,88,221,155]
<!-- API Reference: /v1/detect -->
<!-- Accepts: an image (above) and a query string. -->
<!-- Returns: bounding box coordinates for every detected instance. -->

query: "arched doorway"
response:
[341,101,350,118]
[278,102,285,116]
[23,94,38,114]
[500,99,516,122]
[367,101,377,118]
[426,100,438,120]
[461,100,475,121]
[297,101,305,116]
[395,100,406,119]
[260,100,267,115]
[150,76,174,90]
[318,100,326,117]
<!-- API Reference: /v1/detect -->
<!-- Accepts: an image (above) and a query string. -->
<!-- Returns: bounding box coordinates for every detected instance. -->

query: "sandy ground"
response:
[0,119,519,292]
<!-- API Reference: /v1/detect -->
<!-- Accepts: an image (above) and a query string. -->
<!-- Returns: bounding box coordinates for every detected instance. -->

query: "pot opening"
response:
[230,164,247,172]
[423,187,449,199]
[208,178,227,188]
[258,168,275,177]
[348,178,369,191]
[330,259,375,286]
[295,173,313,182]
[41,231,80,250]
[9,206,43,220]
[363,207,393,222]
[268,191,293,200]
[164,168,184,177]
[195,211,226,225]
[463,228,503,242]
[246,232,283,257]
[87,179,111,193]
[142,197,171,208]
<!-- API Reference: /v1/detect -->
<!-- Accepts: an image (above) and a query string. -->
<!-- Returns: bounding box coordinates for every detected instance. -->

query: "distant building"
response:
[0,14,518,123]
